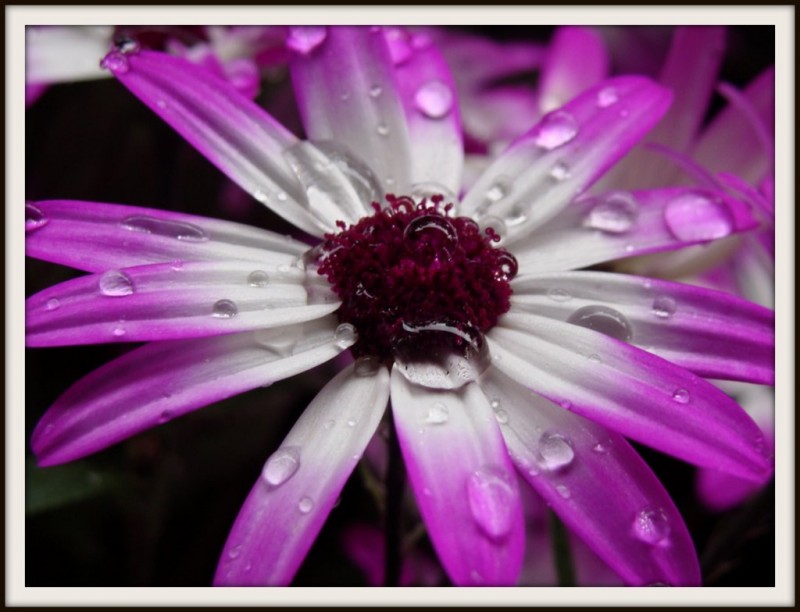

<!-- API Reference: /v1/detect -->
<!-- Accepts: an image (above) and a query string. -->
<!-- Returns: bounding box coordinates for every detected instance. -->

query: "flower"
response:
[26,26,774,586]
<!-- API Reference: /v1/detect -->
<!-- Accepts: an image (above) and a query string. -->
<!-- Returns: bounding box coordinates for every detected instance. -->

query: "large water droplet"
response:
[98,270,135,296]
[298,496,315,514]
[404,214,458,265]
[262,446,301,487]
[286,26,327,55]
[583,192,639,234]
[537,432,575,471]
[120,215,209,242]
[567,305,633,342]
[414,80,454,119]
[671,388,690,404]
[212,299,238,319]
[25,203,48,232]
[652,296,677,319]
[314,141,384,205]
[533,110,579,150]
[596,86,619,108]
[334,323,358,348]
[99,51,129,74]
[466,467,517,541]
[632,507,671,545]
[424,401,449,425]
[247,270,270,288]
[664,191,734,242]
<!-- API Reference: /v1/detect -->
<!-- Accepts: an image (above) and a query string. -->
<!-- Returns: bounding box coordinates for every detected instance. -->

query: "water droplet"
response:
[228,545,242,559]
[346,417,358,428]
[583,192,639,234]
[298,496,315,514]
[567,305,633,342]
[404,215,458,265]
[376,123,390,137]
[537,432,575,471]
[158,409,173,424]
[354,356,381,377]
[262,446,301,487]
[112,326,126,337]
[45,298,61,311]
[549,161,571,181]
[385,27,413,65]
[592,443,606,454]
[587,354,602,364]
[633,507,671,545]
[664,191,734,242]
[368,84,383,99]
[323,419,335,430]
[212,299,238,319]
[98,270,135,296]
[493,409,509,425]
[120,215,208,242]
[596,86,619,107]
[504,203,529,226]
[25,203,48,232]
[671,388,690,404]
[546,288,572,302]
[286,26,327,55]
[652,296,677,319]
[424,402,449,425]
[156,99,167,110]
[485,176,512,203]
[466,467,517,541]
[414,80,454,119]
[246,270,270,288]
[556,484,571,499]
[495,252,518,281]
[533,110,579,150]
[113,35,140,54]
[99,51,129,74]
[334,323,358,348]
[490,398,501,410]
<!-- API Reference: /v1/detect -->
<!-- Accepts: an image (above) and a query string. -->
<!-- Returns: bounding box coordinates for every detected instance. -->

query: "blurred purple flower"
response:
[26,26,774,587]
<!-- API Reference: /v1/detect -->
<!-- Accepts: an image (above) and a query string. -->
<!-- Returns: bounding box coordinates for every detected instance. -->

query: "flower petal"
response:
[461,76,672,244]
[26,260,340,346]
[481,367,701,586]
[31,316,347,466]
[104,49,327,236]
[486,312,772,482]
[510,271,774,384]
[25,200,305,273]
[289,26,413,193]
[390,367,525,586]
[214,362,390,585]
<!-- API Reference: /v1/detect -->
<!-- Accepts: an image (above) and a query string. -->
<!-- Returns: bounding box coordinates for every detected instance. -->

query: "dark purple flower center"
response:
[310,194,516,363]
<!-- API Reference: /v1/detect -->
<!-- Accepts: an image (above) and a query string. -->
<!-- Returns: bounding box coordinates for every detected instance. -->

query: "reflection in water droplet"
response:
[262,446,301,487]
[425,401,449,425]
[671,388,690,404]
[537,432,575,471]
[583,192,639,234]
[25,203,48,232]
[467,467,517,541]
[567,305,633,342]
[120,215,209,242]
[247,270,270,288]
[98,270,135,296]
[414,80,454,119]
[533,110,579,150]
[633,507,671,545]
[596,87,619,107]
[334,323,358,348]
[298,496,315,514]
[212,299,238,319]
[664,191,734,242]
[652,296,677,319]
[286,26,327,54]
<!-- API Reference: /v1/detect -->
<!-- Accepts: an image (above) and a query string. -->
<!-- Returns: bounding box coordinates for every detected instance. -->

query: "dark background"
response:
[24,25,776,587]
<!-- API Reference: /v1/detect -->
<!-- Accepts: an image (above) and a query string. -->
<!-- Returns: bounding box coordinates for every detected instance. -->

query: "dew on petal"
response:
[99,51,129,74]
[45,298,61,311]
[158,409,173,424]
[113,35,140,54]
[385,27,413,65]
[652,296,677,319]
[549,161,571,181]
[228,544,242,559]
[596,86,619,108]
[556,484,571,499]
[25,203,48,232]
[587,354,602,364]
[286,26,327,55]
[98,270,135,297]
[247,270,270,288]
[369,84,383,98]
[298,496,315,514]
[466,467,517,541]
[583,192,639,234]
[323,419,335,430]
[632,507,671,545]
[212,299,238,319]
[262,446,301,487]
[546,288,572,302]
[485,176,513,203]
[537,432,575,471]
[354,356,381,377]
[664,191,734,242]
[120,215,209,242]
[567,305,633,342]
[112,326,126,337]
[592,443,607,454]
[376,123,390,137]
[493,408,509,425]
[671,388,690,404]
[533,110,579,150]
[414,80,454,119]
[334,323,358,348]
[424,401,449,425]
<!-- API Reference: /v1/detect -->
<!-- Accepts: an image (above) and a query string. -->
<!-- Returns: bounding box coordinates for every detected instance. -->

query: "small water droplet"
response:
[592,443,607,454]
[546,288,572,302]
[25,203,48,232]
[424,401,449,425]
[493,409,509,425]
[100,51,129,74]
[664,191,735,242]
[228,545,242,559]
[466,467,517,541]
[567,305,633,342]
[619,108,630,118]
[339,91,351,102]
[556,484,571,499]
[583,192,639,234]
[633,507,671,545]
[385,27,413,65]
[376,123,390,137]
[414,80,454,119]
[485,176,512,203]
[671,388,690,404]
[533,110,579,150]
[537,432,575,471]
[98,270,135,297]
[262,446,301,487]
[347,417,358,428]
[354,356,381,377]
[368,84,383,98]
[587,354,602,364]
[112,326,126,337]
[45,298,61,311]
[298,496,314,514]
[120,215,209,242]
[113,35,140,54]
[334,323,358,348]
[652,296,677,319]
[596,86,619,107]
[212,299,238,319]
[549,161,571,181]
[489,398,501,410]
[286,26,327,55]
[247,270,270,288]
[411,33,432,50]
[504,203,529,226]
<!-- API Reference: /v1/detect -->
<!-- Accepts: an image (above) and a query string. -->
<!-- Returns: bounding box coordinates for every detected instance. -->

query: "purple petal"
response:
[481,367,701,586]
[510,271,774,384]
[461,76,673,243]
[31,317,346,466]
[537,27,609,113]
[289,26,413,193]
[512,187,757,274]
[487,312,772,482]
[390,367,525,586]
[103,49,327,236]
[215,362,390,585]
[27,260,340,346]
[25,200,305,273]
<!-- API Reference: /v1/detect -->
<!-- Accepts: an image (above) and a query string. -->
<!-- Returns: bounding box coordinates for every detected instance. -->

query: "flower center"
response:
[309,194,516,366]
